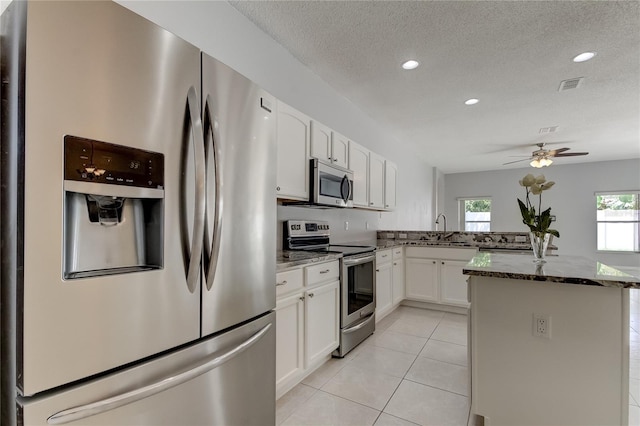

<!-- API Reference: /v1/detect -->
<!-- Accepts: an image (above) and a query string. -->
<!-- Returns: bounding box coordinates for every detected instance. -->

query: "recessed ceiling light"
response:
[573,52,596,63]
[464,98,479,105]
[401,60,419,70]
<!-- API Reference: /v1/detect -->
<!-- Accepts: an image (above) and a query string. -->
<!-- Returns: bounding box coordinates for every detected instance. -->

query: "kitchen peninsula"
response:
[464,252,640,426]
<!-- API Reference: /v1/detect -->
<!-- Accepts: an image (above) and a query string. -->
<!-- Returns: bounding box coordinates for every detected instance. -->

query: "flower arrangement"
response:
[517,174,559,238]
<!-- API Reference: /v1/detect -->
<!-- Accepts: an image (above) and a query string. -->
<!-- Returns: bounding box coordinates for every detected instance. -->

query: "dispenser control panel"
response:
[64,135,164,189]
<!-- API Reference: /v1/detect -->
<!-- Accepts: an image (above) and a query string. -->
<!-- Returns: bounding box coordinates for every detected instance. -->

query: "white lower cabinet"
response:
[392,257,405,305]
[405,247,477,308]
[275,260,340,399]
[405,258,439,302]
[275,293,304,391]
[376,247,404,321]
[305,281,339,366]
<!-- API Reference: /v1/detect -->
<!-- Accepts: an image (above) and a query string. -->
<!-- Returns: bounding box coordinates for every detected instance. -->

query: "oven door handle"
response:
[342,253,376,267]
[343,313,375,334]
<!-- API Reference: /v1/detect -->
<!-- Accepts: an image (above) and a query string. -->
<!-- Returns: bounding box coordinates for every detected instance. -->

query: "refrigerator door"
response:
[19,313,275,426]
[201,54,276,336]
[18,2,203,395]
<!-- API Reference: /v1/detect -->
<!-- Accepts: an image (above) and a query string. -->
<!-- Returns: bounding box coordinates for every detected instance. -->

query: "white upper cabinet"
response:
[368,151,385,209]
[276,101,310,201]
[310,121,332,164]
[310,121,349,169]
[331,132,349,169]
[348,140,369,208]
[384,160,397,210]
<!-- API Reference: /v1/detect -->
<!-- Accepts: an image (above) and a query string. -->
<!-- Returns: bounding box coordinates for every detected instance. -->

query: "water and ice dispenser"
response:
[63,135,164,279]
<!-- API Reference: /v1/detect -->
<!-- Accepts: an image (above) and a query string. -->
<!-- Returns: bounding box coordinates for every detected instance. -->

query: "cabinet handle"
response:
[299,296,305,301]
[370,202,374,205]
[276,186,280,191]
[333,158,338,162]
[308,293,314,298]
[432,261,436,264]
[376,269,380,272]
[385,204,389,207]
[393,262,397,266]
[442,262,445,265]
[319,269,330,274]
[276,280,288,287]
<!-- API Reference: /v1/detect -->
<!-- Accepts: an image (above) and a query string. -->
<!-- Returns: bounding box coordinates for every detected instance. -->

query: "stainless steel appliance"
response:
[283,220,376,357]
[1,2,275,424]
[311,158,354,208]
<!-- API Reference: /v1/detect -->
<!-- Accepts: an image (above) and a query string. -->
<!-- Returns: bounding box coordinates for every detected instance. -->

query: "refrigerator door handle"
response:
[46,323,273,425]
[185,86,206,293]
[203,94,222,291]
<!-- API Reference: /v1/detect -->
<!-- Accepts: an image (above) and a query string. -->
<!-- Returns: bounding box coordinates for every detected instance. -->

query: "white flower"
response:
[521,174,536,187]
[541,181,555,190]
[535,175,546,184]
[530,183,542,195]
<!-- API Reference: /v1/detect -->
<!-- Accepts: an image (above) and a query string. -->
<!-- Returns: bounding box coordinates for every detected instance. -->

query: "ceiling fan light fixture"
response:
[573,52,597,63]
[530,158,542,168]
[464,98,479,105]
[540,157,553,167]
[401,60,419,70]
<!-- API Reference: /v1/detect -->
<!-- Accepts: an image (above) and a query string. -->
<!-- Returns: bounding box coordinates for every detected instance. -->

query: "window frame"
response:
[595,190,640,253]
[458,197,492,232]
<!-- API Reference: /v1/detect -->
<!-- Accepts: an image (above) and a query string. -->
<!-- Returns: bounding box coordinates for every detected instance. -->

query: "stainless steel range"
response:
[284,220,376,357]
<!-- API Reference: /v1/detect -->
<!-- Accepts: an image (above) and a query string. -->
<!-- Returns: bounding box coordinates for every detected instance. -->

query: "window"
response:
[459,198,491,232]
[596,192,640,252]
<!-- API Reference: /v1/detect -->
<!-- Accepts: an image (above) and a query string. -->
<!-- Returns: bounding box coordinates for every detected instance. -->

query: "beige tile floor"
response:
[278,295,640,426]
[276,306,474,425]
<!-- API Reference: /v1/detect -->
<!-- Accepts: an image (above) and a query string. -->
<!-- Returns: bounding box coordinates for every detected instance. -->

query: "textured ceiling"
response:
[229,0,640,173]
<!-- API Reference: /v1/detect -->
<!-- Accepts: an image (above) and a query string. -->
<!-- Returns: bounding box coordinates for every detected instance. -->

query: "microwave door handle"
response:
[203,94,223,291]
[185,86,206,293]
[340,175,350,203]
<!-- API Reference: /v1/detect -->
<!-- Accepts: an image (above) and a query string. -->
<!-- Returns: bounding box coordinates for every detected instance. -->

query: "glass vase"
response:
[529,232,551,263]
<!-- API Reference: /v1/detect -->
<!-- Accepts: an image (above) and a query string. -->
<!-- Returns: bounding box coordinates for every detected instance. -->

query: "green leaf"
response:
[547,229,560,238]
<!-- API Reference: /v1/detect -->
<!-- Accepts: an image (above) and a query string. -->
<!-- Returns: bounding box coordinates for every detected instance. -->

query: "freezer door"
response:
[18,2,203,395]
[201,54,276,336]
[19,313,275,426]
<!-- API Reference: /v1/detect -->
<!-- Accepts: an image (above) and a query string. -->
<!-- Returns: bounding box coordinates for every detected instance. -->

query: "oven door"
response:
[341,253,376,327]
[313,160,353,207]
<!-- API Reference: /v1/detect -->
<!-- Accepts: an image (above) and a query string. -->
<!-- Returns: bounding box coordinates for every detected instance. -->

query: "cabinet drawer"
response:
[392,247,403,259]
[276,268,304,297]
[376,249,392,265]
[305,260,340,287]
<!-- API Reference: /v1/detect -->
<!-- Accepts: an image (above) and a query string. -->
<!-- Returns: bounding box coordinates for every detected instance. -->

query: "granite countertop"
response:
[463,252,640,288]
[276,250,342,271]
[376,239,541,252]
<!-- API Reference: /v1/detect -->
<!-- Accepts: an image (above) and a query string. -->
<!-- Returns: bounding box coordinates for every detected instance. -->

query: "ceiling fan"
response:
[503,143,589,168]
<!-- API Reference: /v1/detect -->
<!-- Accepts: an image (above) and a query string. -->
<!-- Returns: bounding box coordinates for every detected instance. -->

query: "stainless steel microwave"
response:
[311,159,353,208]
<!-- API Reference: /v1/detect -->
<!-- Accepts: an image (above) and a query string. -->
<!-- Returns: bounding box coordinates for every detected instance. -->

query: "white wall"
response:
[114,0,434,242]
[444,159,640,267]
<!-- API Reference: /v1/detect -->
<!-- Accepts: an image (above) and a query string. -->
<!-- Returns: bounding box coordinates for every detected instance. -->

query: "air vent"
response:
[558,77,584,91]
[539,126,558,134]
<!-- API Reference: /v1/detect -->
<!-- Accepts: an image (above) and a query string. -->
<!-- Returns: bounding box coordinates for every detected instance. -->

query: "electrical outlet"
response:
[344,221,349,230]
[365,221,370,230]
[533,314,551,339]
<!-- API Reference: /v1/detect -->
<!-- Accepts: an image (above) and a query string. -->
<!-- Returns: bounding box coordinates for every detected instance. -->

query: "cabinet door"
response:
[440,260,471,307]
[384,160,397,210]
[368,151,385,209]
[305,281,340,366]
[275,293,305,389]
[392,258,405,306]
[376,261,393,319]
[405,258,439,302]
[331,132,349,169]
[348,140,369,207]
[276,101,310,200]
[310,120,332,163]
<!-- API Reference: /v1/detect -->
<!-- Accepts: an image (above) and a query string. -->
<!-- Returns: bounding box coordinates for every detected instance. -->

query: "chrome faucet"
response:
[435,213,447,232]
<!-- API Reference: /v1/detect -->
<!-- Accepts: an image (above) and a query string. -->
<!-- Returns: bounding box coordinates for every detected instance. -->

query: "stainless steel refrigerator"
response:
[1,1,276,424]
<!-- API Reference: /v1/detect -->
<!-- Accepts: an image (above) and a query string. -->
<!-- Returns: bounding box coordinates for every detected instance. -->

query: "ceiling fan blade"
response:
[553,152,589,157]
[503,158,531,165]
[548,147,570,156]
